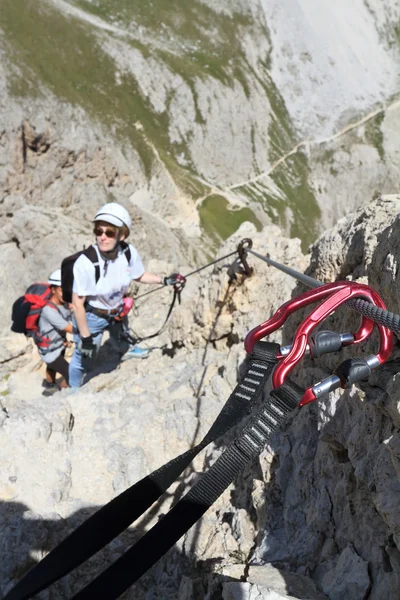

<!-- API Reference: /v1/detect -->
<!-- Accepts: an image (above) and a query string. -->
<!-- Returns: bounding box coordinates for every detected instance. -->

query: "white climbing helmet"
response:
[48,268,62,286]
[93,202,132,229]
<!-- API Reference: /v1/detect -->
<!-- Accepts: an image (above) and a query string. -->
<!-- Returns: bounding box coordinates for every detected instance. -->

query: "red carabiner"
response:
[272,282,393,390]
[245,281,376,355]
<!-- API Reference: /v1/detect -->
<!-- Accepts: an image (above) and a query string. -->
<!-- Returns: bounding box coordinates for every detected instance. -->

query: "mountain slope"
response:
[1,0,400,250]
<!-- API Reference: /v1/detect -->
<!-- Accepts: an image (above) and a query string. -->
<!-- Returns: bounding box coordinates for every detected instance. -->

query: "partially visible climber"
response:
[39,269,73,393]
[64,202,183,388]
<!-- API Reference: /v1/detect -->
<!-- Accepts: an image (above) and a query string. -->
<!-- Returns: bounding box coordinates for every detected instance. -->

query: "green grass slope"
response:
[1,0,321,250]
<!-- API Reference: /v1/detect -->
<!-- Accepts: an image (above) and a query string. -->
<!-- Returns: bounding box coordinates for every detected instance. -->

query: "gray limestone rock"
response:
[3,197,400,600]
[321,546,370,600]
[2,1,400,595]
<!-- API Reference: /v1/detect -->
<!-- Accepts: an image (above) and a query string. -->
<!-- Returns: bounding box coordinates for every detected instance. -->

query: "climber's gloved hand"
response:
[80,335,97,369]
[163,273,186,288]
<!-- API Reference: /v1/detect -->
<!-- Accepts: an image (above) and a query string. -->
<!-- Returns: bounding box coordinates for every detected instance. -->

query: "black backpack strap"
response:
[119,241,131,264]
[72,379,302,599]
[83,245,101,284]
[83,244,129,286]
[4,341,279,600]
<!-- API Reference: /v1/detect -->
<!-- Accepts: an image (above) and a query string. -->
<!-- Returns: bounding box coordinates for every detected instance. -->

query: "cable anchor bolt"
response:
[237,238,254,277]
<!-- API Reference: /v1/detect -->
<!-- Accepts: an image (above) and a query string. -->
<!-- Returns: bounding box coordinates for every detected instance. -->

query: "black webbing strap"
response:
[121,287,181,345]
[84,245,101,284]
[72,380,302,600]
[86,243,131,287]
[5,341,279,600]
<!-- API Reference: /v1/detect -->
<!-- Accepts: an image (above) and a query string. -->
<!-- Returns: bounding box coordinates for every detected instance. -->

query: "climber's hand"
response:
[163,273,186,289]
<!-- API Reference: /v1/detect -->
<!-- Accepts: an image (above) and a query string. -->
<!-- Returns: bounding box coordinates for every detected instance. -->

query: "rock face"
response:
[0,220,308,599]
[242,196,400,600]
[2,0,400,597]
[2,196,400,600]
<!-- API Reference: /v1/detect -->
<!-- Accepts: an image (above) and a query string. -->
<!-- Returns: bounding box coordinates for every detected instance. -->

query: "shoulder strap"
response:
[39,302,67,331]
[83,245,101,284]
[4,341,280,600]
[82,245,130,284]
[36,303,68,346]
[47,301,64,316]
[119,241,131,264]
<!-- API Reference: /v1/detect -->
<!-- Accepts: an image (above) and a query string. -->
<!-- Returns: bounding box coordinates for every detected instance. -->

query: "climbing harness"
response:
[121,274,187,345]
[6,280,393,600]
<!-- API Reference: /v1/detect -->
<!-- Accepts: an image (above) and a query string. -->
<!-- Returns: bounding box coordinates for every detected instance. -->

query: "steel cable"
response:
[134,250,238,301]
[247,248,400,335]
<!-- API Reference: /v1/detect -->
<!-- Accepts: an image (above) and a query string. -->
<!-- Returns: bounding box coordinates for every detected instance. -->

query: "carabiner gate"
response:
[245,281,377,355]
[244,281,393,407]
[272,282,392,390]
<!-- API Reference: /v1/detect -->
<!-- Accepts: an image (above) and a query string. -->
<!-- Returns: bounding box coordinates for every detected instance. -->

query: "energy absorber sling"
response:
[5,282,393,600]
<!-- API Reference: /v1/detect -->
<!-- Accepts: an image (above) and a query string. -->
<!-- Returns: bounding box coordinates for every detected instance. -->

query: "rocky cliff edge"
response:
[2,195,400,600]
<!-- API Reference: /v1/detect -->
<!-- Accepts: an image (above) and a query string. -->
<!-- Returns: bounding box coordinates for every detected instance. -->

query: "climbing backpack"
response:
[11,283,60,350]
[61,242,132,303]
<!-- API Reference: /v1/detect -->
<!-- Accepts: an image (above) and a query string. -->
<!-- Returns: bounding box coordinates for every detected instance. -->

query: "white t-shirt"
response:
[72,244,145,309]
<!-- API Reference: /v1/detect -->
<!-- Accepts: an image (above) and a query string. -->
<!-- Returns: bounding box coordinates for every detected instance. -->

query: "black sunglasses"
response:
[94,226,117,239]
